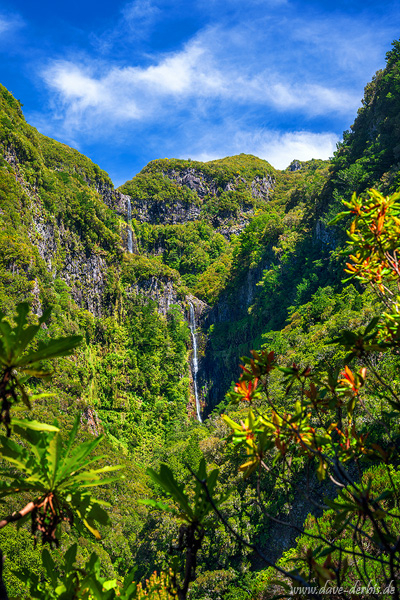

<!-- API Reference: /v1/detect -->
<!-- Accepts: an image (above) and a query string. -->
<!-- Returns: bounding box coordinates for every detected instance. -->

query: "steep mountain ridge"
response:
[119,155,277,246]
[0,83,194,446]
[0,84,125,316]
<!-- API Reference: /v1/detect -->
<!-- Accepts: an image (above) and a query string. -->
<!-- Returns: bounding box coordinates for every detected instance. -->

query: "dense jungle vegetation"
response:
[1,37,400,600]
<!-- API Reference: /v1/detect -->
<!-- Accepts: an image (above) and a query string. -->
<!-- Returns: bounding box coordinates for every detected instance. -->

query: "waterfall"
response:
[188,301,202,422]
[127,198,133,254]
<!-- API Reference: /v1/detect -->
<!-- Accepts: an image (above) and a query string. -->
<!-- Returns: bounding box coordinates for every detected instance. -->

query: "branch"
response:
[0,501,36,529]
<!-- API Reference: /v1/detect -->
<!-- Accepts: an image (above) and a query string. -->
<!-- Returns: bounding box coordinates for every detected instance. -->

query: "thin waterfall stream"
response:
[127,198,133,253]
[188,302,202,422]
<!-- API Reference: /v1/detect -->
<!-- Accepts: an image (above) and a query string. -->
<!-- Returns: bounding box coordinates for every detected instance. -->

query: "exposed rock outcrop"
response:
[166,168,217,198]
[130,197,202,225]
[250,175,275,198]
[288,159,301,172]
[119,166,276,239]
[126,276,181,317]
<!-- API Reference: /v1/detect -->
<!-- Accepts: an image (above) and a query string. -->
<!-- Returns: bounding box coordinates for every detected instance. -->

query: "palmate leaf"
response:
[0,435,34,474]
[14,544,119,599]
[0,478,48,498]
[63,413,80,462]
[0,418,122,541]
[10,425,57,479]
[46,429,62,488]
[12,322,40,360]
[57,438,105,482]
[0,304,51,365]
[0,304,82,436]
[76,475,123,489]
[72,465,123,486]
[56,455,110,489]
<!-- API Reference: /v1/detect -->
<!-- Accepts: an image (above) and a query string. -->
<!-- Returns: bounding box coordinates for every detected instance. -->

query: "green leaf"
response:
[0,436,32,472]
[87,502,112,525]
[19,335,82,366]
[72,464,123,479]
[147,464,192,518]
[83,519,101,540]
[364,316,380,335]
[76,474,123,488]
[328,211,350,225]
[10,418,60,433]
[318,546,335,558]
[42,548,58,588]
[27,392,55,401]
[64,543,77,573]
[58,436,104,480]
[139,498,176,513]
[63,413,81,462]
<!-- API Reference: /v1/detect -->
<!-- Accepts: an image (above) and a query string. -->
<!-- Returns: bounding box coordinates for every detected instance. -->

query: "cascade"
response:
[188,301,202,422]
[127,198,133,253]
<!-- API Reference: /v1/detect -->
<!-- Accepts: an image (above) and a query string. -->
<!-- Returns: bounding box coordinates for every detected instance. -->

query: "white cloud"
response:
[131,42,219,93]
[250,78,359,115]
[32,0,399,181]
[0,13,23,36]
[252,130,339,169]
[42,62,143,125]
[182,128,339,170]
[122,0,161,26]
[43,39,228,111]
[40,32,359,138]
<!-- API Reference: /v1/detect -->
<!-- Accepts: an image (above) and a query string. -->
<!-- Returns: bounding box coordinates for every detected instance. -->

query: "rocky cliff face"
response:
[31,218,108,316]
[131,196,202,226]
[126,276,181,317]
[119,161,276,239]
[167,167,274,201]
[167,167,218,198]
[197,260,268,413]
[98,183,132,219]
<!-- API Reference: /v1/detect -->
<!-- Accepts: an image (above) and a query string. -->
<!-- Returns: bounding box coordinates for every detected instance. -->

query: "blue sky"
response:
[1,1,399,186]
